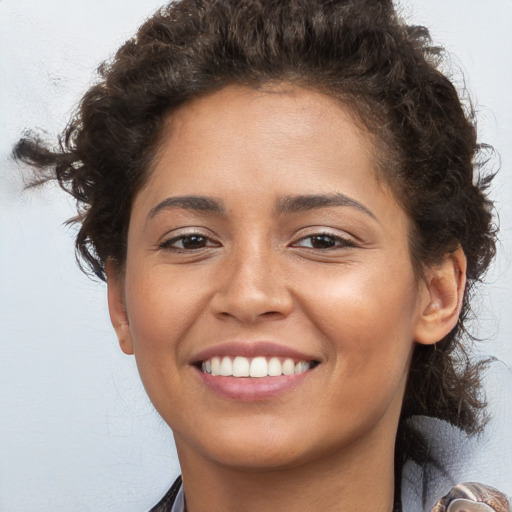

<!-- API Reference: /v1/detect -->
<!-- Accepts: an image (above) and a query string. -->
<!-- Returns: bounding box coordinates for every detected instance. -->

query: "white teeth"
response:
[295,361,308,374]
[267,357,282,376]
[232,356,250,377]
[220,356,233,376]
[282,358,295,375]
[201,356,312,378]
[211,356,221,376]
[250,356,268,378]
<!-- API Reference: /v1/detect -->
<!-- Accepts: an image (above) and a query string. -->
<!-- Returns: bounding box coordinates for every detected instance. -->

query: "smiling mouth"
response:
[200,356,318,378]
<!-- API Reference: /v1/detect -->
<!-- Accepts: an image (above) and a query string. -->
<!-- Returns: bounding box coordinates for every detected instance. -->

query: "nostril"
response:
[216,309,285,323]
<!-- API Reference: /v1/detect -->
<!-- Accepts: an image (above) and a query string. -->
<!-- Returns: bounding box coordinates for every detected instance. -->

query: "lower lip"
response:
[195,368,312,401]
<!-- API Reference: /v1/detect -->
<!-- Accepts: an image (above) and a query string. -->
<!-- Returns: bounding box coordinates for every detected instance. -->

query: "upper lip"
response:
[190,341,319,364]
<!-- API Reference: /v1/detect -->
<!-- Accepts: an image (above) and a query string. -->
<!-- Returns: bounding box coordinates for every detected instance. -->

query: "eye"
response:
[159,233,220,251]
[292,233,356,250]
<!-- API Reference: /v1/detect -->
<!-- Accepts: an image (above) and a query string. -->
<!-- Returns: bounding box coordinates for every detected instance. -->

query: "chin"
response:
[181,416,353,474]
[173,415,314,470]
[207,443,314,472]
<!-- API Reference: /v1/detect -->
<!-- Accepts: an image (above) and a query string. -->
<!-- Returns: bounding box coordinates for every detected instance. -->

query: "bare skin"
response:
[107,84,466,512]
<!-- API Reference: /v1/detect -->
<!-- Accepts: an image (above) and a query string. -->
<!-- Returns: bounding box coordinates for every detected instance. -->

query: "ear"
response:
[105,260,134,355]
[414,247,467,346]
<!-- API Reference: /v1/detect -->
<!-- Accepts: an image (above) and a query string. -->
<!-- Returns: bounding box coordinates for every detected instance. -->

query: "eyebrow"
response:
[147,195,225,220]
[276,193,376,219]
[147,192,376,222]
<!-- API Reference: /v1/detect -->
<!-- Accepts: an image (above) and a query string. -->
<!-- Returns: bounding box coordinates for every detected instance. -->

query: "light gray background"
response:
[1,1,511,511]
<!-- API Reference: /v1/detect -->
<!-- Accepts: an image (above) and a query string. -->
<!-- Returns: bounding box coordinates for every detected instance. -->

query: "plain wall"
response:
[1,1,511,510]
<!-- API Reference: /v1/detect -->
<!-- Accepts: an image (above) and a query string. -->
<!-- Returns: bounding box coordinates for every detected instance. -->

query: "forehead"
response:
[167,84,365,141]
[146,84,383,194]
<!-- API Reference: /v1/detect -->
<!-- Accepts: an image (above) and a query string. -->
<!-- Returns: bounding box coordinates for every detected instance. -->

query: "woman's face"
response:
[109,85,432,471]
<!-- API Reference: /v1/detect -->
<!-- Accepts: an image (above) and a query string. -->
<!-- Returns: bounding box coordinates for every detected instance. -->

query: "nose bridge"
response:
[212,234,292,322]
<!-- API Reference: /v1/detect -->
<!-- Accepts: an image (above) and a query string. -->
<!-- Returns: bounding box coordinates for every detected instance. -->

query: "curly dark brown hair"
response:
[14,0,496,502]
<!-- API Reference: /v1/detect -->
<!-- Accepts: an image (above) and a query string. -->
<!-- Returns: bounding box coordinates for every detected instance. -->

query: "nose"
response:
[210,244,294,323]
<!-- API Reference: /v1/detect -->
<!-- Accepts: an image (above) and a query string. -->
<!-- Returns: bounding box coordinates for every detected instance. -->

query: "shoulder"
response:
[430,483,510,512]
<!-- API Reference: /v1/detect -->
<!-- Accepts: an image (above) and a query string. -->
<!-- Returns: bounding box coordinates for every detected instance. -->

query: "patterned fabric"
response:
[431,483,510,512]
[149,477,510,512]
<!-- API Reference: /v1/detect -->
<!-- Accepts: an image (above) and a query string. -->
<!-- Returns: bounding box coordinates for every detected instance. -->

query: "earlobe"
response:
[414,247,467,346]
[105,261,134,355]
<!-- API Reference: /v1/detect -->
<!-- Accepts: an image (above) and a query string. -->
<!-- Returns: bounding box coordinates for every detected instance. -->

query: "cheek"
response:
[124,267,209,359]
[301,259,419,372]
[307,265,418,426]
[122,268,213,417]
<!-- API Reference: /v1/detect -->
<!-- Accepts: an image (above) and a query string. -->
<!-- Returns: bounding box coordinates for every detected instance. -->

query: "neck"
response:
[176,428,397,512]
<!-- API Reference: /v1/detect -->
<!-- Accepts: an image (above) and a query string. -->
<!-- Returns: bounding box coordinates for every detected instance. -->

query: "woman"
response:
[11,0,510,510]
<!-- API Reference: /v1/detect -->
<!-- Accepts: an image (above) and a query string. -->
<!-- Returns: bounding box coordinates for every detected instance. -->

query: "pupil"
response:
[312,235,335,249]
[183,235,206,249]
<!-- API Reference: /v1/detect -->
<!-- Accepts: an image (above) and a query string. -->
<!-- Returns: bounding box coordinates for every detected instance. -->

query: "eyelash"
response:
[291,232,357,251]
[159,233,219,251]
[159,231,356,252]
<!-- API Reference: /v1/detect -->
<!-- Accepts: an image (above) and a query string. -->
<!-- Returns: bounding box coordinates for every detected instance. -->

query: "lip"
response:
[190,341,319,401]
[194,369,313,401]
